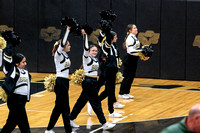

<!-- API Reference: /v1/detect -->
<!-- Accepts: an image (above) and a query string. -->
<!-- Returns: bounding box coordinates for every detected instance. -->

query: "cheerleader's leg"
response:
[86,77,106,125]
[70,83,88,120]
[0,110,17,133]
[105,67,117,114]
[17,103,31,133]
[60,79,71,133]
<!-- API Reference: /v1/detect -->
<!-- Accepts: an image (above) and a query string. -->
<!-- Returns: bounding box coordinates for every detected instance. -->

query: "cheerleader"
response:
[95,30,122,117]
[1,42,31,132]
[69,29,116,130]
[119,24,142,99]
[97,33,125,110]
[45,26,72,133]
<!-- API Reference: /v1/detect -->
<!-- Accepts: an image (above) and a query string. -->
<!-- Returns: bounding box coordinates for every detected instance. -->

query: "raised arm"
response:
[62,26,71,47]
[3,43,13,75]
[81,29,90,58]
[101,32,113,56]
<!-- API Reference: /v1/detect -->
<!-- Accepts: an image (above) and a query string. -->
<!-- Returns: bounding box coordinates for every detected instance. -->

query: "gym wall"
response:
[0,0,200,81]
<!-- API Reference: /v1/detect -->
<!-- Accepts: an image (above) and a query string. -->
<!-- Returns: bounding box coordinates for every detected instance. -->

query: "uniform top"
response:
[126,33,142,55]
[14,68,30,100]
[82,34,99,76]
[98,31,119,68]
[3,45,31,101]
[54,28,71,78]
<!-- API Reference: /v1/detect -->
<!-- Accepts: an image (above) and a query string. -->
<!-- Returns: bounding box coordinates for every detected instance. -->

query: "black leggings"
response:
[98,66,118,114]
[70,76,106,125]
[0,94,30,133]
[47,77,71,133]
[119,54,139,95]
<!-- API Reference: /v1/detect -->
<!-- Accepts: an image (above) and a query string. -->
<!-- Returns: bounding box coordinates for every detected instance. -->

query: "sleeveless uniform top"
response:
[54,29,71,78]
[82,34,99,76]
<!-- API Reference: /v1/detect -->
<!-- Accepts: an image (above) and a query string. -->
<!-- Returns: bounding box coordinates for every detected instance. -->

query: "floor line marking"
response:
[89,126,103,133]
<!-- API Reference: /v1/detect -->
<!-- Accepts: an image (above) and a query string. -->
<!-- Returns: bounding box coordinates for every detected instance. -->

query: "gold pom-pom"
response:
[118,58,122,68]
[138,52,150,61]
[71,69,85,86]
[116,71,124,83]
[0,87,8,102]
[44,74,56,92]
[0,36,6,49]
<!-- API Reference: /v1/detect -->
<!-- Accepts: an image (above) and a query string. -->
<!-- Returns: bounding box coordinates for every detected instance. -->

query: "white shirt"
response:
[82,34,99,76]
[54,28,71,78]
[14,68,30,100]
[126,33,142,54]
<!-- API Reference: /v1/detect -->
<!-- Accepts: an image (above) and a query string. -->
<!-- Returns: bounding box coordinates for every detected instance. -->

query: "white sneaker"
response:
[71,127,79,133]
[87,103,92,116]
[126,94,134,98]
[70,120,80,128]
[113,102,125,109]
[118,94,129,99]
[108,111,122,118]
[102,122,116,130]
[44,129,55,133]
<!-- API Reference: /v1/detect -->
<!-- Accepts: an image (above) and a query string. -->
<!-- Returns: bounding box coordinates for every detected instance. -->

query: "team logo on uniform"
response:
[91,64,98,71]
[64,60,71,67]
[18,77,28,83]
[40,26,61,42]
[138,30,160,46]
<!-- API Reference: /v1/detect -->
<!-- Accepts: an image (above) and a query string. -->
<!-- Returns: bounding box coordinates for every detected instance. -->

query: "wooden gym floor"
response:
[0,71,200,133]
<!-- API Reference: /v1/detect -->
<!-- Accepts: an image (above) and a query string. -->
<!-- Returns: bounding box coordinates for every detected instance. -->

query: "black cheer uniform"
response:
[70,34,106,125]
[1,44,31,133]
[97,31,119,114]
[46,28,72,133]
[119,33,141,95]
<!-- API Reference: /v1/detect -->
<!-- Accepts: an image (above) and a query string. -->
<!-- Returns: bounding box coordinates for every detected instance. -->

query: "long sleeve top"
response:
[97,31,119,69]
[2,43,31,101]
[126,33,142,55]
[82,34,99,76]
[54,28,71,78]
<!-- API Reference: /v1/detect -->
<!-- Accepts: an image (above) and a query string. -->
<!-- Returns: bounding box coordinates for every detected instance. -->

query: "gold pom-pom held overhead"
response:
[0,87,8,102]
[71,69,85,86]
[44,74,56,92]
[0,36,6,49]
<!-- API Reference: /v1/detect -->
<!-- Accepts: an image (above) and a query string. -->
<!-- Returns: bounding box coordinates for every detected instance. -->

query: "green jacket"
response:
[161,118,194,133]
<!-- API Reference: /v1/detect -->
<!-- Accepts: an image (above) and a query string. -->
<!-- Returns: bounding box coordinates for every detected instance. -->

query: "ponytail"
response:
[123,32,130,49]
[52,40,61,56]
[122,24,135,49]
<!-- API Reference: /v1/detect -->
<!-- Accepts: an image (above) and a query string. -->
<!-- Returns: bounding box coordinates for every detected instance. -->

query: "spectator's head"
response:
[187,104,200,132]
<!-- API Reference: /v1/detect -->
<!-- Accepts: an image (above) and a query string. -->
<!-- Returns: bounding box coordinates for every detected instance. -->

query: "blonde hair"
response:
[52,40,61,56]
[123,24,135,49]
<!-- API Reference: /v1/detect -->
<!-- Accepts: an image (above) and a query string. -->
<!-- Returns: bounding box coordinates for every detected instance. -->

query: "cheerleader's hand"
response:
[67,26,71,30]
[81,29,86,35]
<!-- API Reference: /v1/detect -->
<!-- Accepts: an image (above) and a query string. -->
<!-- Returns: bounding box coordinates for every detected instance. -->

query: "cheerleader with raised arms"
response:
[69,29,116,130]
[45,26,72,133]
